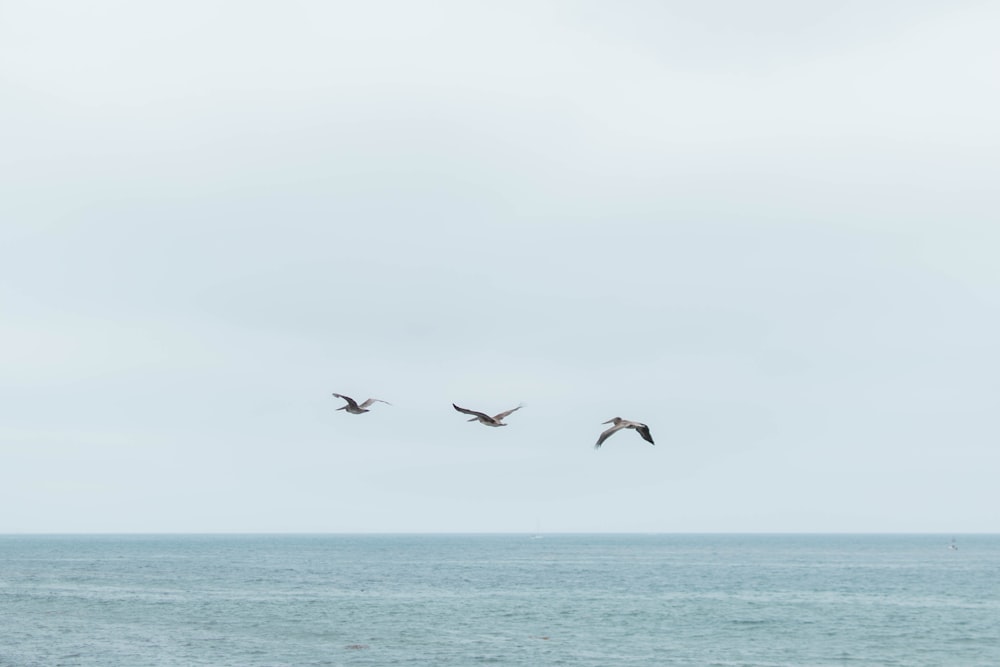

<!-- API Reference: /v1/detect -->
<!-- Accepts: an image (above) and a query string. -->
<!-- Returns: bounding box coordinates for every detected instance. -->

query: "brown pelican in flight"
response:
[594,417,654,449]
[332,393,391,414]
[453,403,523,427]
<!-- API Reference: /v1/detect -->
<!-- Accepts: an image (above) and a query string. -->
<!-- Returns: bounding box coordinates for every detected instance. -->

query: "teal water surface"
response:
[1,534,997,666]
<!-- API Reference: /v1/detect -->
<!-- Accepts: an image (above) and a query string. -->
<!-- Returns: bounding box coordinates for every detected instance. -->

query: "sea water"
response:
[1,534,997,666]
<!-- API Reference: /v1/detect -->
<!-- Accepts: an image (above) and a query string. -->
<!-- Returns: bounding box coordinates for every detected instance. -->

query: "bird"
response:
[332,393,391,414]
[452,403,523,427]
[594,417,654,449]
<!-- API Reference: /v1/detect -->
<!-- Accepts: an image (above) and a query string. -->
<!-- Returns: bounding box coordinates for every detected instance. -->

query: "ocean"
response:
[1,534,997,666]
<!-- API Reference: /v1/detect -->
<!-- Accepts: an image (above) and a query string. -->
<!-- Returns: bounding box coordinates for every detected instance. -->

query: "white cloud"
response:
[1,1,997,532]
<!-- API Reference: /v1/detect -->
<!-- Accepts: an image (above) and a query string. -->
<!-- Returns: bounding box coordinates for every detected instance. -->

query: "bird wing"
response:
[332,393,359,409]
[453,404,492,421]
[594,422,626,449]
[636,423,655,445]
[359,398,391,408]
[492,404,523,421]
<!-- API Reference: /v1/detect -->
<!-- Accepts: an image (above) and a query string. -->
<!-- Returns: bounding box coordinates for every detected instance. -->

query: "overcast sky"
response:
[2,1,998,533]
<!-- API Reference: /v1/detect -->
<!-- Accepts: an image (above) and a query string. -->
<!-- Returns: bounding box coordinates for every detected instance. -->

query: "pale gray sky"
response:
[2,1,998,533]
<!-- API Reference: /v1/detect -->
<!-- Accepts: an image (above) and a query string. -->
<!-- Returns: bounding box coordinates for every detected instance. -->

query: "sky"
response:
[1,0,998,533]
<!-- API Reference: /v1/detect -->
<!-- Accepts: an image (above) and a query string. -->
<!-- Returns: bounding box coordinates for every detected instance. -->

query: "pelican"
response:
[453,403,523,427]
[332,393,391,414]
[594,417,654,449]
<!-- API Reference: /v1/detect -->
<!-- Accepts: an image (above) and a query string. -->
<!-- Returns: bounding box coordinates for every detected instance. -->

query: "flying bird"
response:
[594,417,654,449]
[332,393,391,414]
[453,403,523,427]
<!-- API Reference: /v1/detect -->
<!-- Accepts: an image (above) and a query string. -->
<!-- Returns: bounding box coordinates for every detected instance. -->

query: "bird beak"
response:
[601,419,614,424]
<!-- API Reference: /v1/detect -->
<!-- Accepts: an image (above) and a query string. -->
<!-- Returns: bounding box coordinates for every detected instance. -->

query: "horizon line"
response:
[1,530,994,536]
